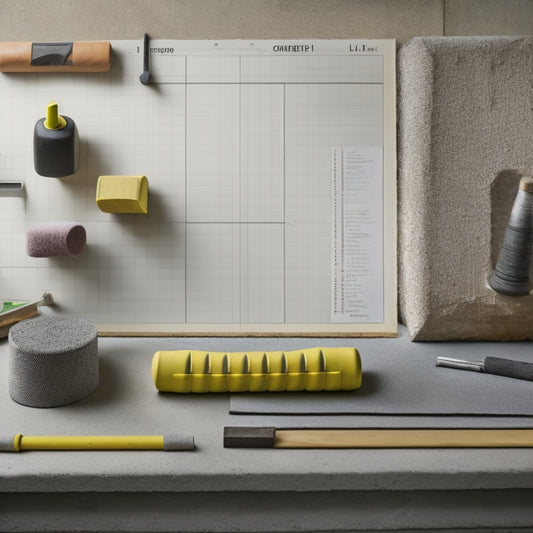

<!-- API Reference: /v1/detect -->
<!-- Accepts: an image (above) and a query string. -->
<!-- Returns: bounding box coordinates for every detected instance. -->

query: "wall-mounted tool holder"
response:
[0,181,24,196]
[152,347,362,393]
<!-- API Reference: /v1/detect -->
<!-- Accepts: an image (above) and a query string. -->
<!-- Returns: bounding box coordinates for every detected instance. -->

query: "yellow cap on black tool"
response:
[44,102,67,130]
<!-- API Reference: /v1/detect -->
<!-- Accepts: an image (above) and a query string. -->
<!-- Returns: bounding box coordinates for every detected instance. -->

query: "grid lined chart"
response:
[0,40,396,335]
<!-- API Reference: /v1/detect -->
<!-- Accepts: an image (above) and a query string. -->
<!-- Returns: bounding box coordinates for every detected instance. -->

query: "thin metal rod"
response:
[436,356,484,372]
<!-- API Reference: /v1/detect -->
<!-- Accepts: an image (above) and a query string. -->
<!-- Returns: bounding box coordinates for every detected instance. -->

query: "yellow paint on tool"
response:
[44,102,67,130]
[13,434,165,451]
[4,433,195,451]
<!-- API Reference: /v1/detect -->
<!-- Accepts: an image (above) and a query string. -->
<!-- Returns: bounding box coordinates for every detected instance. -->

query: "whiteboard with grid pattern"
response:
[0,39,396,336]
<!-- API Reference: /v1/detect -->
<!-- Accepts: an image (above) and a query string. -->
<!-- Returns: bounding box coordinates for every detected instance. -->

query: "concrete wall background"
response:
[0,0,532,43]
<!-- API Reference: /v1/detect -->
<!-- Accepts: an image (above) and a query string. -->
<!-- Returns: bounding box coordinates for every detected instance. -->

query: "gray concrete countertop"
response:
[2,327,533,531]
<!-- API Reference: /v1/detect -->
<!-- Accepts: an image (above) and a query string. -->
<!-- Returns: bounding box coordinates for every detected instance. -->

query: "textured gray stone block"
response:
[398,36,533,340]
[8,314,98,407]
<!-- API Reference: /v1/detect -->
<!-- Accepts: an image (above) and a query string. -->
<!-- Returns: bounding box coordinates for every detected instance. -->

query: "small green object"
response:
[1,301,28,314]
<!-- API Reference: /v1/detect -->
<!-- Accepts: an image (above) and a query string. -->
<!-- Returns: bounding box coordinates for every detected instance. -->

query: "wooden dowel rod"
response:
[274,428,533,448]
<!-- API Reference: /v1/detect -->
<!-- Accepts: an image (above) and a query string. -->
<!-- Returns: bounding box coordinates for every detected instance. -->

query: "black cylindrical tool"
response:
[34,102,79,177]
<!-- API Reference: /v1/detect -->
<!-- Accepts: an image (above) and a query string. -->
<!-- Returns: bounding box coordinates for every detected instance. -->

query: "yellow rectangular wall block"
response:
[96,175,148,214]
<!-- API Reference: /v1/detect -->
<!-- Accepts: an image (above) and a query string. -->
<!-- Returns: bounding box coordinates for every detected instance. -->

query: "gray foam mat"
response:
[230,334,533,417]
[228,415,533,429]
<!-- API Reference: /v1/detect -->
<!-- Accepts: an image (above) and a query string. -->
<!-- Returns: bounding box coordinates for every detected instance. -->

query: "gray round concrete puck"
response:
[8,314,98,408]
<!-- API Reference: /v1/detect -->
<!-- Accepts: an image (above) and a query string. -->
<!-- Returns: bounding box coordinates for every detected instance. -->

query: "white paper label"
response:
[331,146,383,323]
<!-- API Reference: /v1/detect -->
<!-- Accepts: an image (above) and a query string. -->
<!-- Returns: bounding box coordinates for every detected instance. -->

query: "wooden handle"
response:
[274,428,533,448]
[0,305,39,328]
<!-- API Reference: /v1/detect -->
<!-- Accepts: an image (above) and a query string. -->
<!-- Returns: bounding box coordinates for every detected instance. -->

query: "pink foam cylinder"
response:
[26,222,86,257]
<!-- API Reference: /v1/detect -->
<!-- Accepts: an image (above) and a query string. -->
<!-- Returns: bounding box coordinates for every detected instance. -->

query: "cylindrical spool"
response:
[489,177,533,296]
[8,314,98,408]
[26,222,86,257]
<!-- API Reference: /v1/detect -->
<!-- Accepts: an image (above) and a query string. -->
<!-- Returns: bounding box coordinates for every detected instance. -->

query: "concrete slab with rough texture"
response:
[398,36,533,340]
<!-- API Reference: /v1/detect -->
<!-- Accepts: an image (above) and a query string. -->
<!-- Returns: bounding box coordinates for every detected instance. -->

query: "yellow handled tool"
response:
[0,434,195,452]
[152,347,362,393]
